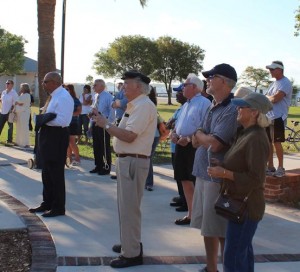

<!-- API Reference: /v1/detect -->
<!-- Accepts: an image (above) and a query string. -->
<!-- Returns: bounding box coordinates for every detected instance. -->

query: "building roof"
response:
[23,57,37,73]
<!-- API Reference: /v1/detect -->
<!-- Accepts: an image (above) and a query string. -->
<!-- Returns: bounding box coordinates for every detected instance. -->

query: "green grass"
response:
[1,103,299,164]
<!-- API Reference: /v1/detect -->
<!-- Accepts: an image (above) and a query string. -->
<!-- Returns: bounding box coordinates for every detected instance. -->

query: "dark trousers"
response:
[0,113,13,142]
[92,123,111,171]
[78,114,89,136]
[171,152,186,205]
[39,126,69,212]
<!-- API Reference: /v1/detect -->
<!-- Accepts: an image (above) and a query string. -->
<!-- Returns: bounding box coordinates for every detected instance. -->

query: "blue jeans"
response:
[224,215,259,272]
[145,136,160,187]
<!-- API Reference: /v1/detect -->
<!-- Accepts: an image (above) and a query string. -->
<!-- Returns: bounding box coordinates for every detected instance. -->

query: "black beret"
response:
[121,70,151,84]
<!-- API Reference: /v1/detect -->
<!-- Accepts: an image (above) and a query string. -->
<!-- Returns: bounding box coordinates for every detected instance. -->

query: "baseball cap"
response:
[202,63,237,82]
[231,92,273,114]
[173,83,184,92]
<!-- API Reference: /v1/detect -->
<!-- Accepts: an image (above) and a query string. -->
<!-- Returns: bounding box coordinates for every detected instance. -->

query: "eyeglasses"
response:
[5,82,11,85]
[42,80,52,84]
[183,83,195,87]
[207,75,222,81]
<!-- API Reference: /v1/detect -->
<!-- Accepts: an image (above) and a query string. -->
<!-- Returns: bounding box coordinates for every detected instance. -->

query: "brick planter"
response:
[265,169,300,203]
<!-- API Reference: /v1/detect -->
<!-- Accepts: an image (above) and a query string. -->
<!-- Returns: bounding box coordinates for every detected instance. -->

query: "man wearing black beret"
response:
[92,70,157,268]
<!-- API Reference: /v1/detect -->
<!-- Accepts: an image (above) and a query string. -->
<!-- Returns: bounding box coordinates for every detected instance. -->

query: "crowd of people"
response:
[0,59,293,270]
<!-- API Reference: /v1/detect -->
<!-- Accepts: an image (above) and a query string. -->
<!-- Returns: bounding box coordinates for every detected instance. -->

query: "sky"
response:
[1,0,300,85]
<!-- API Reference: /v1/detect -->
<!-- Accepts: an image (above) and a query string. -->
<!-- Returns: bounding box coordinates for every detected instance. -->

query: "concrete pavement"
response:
[0,145,300,271]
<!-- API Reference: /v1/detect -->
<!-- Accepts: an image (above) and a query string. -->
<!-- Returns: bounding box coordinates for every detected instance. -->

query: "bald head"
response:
[43,72,63,94]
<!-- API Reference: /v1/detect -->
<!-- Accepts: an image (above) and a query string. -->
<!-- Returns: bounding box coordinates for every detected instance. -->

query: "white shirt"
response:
[46,86,74,127]
[0,89,18,114]
[79,93,92,114]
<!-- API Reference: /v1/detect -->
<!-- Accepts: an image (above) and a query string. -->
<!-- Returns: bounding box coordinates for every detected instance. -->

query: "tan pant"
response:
[116,156,150,258]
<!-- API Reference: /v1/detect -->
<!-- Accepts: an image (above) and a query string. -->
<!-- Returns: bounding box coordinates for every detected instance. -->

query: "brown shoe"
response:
[174,216,191,225]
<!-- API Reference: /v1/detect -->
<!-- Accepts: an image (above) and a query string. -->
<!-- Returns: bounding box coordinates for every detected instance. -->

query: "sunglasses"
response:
[5,82,11,85]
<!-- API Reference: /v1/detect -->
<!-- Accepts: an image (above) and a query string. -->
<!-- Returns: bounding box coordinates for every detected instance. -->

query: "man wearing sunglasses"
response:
[191,63,238,272]
[265,61,292,178]
[0,80,18,144]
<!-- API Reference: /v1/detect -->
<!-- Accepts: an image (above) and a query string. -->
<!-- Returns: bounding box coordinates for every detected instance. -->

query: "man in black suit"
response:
[29,72,73,217]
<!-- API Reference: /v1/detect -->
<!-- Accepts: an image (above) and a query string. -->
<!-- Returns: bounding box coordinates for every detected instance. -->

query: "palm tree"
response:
[37,0,148,107]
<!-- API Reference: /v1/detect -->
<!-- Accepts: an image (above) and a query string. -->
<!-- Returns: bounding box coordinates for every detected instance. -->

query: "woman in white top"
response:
[78,85,92,142]
[15,83,31,147]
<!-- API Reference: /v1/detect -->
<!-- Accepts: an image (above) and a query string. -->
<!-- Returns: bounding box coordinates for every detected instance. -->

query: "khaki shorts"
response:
[191,177,227,237]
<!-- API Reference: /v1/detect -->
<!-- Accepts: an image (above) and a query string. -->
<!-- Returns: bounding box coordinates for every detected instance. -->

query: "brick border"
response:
[0,190,57,272]
[2,190,300,269]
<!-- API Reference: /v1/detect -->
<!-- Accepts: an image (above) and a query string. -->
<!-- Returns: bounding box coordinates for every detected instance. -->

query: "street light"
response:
[61,0,67,82]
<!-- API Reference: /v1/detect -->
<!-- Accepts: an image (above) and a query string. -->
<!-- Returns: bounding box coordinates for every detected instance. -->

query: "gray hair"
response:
[187,73,203,92]
[94,79,106,88]
[20,83,31,94]
[257,113,271,128]
[135,78,150,95]
[223,77,236,89]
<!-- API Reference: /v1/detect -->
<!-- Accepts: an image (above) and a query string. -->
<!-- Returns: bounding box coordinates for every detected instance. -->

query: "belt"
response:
[116,153,150,159]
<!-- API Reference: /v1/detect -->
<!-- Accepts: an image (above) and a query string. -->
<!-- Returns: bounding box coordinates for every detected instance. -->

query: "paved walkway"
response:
[0,145,300,271]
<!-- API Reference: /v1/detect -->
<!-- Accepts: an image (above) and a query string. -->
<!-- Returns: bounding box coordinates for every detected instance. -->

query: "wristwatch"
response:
[105,123,111,130]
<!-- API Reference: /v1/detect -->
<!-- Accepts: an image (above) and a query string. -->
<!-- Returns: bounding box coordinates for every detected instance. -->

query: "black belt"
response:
[116,153,150,159]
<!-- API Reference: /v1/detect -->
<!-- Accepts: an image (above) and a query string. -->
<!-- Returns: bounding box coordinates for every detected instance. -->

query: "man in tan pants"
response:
[92,70,157,268]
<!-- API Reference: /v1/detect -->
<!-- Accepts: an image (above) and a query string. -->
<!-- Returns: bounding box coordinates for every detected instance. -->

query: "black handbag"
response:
[214,189,252,224]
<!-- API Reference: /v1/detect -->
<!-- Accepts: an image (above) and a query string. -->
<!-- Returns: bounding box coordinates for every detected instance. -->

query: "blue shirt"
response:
[175,94,211,137]
[113,89,128,119]
[170,106,184,153]
[192,94,238,182]
[93,90,115,123]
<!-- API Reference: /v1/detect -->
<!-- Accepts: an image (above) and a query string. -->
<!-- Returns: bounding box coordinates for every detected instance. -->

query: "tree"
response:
[37,0,148,108]
[152,36,205,104]
[85,75,94,86]
[0,27,27,76]
[295,5,300,36]
[93,35,158,78]
[239,66,271,92]
[37,0,57,108]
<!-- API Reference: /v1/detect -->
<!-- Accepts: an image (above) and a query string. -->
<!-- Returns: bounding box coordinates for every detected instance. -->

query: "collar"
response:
[212,93,234,107]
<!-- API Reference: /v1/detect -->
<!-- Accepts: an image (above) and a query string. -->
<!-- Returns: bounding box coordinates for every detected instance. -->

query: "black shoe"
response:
[112,244,122,253]
[172,196,183,203]
[176,205,188,212]
[175,216,191,225]
[170,202,182,207]
[98,170,110,175]
[110,254,143,268]
[42,210,65,217]
[112,242,143,254]
[145,186,153,191]
[90,168,99,174]
[29,206,48,213]
[110,175,117,180]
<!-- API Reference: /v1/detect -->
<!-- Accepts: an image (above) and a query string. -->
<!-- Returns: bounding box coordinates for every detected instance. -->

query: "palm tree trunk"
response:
[37,0,57,108]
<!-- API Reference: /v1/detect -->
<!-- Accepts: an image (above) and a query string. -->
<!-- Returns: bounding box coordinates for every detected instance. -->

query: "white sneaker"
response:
[273,167,285,178]
[71,161,80,166]
[266,167,276,176]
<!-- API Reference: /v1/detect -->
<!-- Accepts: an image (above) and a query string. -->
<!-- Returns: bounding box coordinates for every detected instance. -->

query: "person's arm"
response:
[266,90,285,103]
[192,130,225,152]
[92,111,137,143]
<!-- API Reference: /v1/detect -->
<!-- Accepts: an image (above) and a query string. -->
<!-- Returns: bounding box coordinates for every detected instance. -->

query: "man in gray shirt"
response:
[191,64,238,272]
